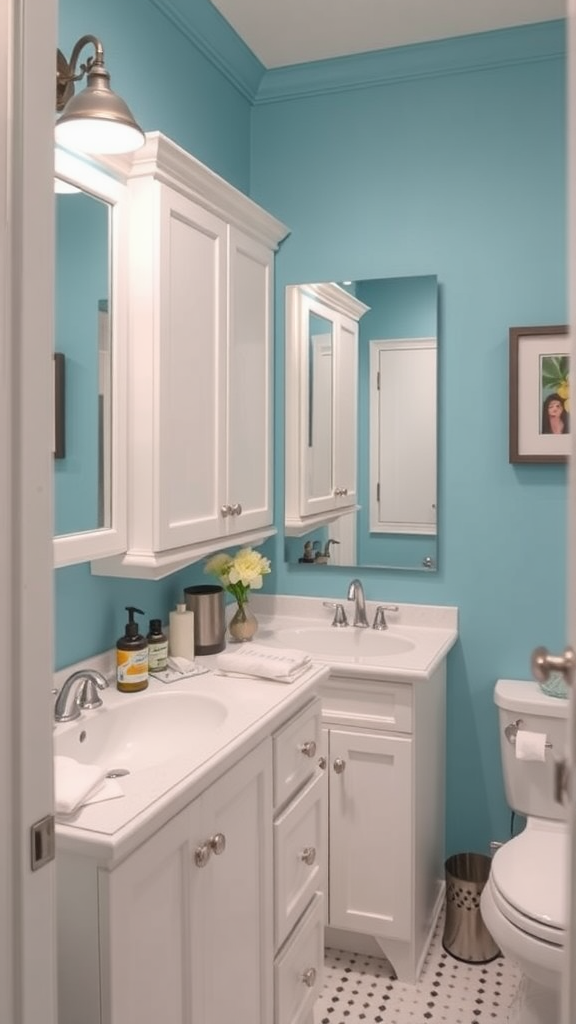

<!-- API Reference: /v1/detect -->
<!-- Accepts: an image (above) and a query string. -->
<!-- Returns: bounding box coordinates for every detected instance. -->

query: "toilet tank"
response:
[495,679,568,821]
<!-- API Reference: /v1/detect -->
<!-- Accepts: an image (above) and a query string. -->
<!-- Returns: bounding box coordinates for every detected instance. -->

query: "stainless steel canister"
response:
[184,585,226,655]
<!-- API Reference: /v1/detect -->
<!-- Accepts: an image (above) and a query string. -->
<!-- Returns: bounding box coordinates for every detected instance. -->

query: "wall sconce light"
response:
[55,35,145,155]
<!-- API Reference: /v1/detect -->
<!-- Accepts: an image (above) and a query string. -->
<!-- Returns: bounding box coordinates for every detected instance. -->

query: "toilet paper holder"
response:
[504,718,553,750]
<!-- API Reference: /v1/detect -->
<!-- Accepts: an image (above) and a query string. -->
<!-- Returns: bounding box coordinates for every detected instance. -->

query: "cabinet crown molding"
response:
[103,131,289,251]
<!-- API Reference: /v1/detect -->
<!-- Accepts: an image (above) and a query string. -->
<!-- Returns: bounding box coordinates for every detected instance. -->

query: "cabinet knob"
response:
[220,504,232,518]
[209,833,226,855]
[194,843,211,867]
[318,756,327,770]
[230,502,242,516]
[300,740,316,758]
[302,967,317,988]
[300,846,316,866]
[333,757,346,774]
[334,486,349,497]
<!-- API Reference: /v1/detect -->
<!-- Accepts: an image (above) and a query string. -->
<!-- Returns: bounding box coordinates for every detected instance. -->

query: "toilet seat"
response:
[490,824,566,945]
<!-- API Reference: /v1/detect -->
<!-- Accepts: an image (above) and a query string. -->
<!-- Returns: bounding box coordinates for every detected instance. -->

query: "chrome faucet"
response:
[347,578,369,628]
[54,669,109,724]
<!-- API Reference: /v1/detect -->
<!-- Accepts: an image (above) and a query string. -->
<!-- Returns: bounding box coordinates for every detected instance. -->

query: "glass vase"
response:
[228,601,258,643]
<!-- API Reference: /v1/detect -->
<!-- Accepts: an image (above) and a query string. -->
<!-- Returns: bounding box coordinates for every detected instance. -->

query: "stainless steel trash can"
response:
[442,852,500,963]
[184,585,226,655]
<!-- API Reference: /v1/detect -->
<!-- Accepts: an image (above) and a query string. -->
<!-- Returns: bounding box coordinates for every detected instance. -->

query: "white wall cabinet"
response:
[321,667,446,984]
[93,133,288,579]
[285,282,369,537]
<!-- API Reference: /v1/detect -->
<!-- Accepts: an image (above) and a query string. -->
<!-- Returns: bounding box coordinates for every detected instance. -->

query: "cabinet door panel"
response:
[227,229,274,532]
[329,728,412,940]
[194,740,273,1024]
[103,806,193,1024]
[333,317,358,505]
[156,188,227,549]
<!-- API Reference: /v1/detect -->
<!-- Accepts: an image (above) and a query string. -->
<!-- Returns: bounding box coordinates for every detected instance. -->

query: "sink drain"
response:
[106,768,130,778]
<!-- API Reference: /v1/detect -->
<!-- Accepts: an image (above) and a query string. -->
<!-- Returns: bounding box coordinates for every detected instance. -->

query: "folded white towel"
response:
[54,755,108,815]
[84,778,124,806]
[216,643,311,683]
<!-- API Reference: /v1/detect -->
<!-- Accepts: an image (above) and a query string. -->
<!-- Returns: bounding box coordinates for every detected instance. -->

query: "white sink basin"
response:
[54,692,228,773]
[273,627,415,659]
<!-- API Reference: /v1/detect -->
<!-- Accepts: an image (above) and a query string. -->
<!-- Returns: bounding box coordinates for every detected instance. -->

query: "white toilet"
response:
[480,679,568,1024]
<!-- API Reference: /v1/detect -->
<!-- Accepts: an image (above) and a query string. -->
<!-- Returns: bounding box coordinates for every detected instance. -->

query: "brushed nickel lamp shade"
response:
[55,35,145,155]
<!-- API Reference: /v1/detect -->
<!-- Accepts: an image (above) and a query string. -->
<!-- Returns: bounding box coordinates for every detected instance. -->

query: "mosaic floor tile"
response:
[314,910,521,1023]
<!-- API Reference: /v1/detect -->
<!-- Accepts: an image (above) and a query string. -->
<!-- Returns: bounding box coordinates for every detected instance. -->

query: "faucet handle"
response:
[322,601,348,627]
[77,671,109,710]
[372,605,399,630]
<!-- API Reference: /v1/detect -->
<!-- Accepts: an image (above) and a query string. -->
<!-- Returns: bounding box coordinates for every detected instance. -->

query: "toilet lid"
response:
[491,828,566,933]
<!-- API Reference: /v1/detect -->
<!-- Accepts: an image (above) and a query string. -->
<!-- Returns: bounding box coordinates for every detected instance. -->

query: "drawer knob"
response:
[220,504,232,518]
[194,843,211,868]
[210,833,226,855]
[300,846,316,866]
[318,756,327,770]
[300,740,317,758]
[333,757,346,774]
[230,502,242,516]
[302,967,317,988]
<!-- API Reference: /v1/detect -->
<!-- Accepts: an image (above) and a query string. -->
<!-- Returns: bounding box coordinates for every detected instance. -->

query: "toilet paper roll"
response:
[515,729,547,762]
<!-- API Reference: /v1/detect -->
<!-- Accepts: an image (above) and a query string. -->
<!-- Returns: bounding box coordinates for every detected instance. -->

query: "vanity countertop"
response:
[249,594,458,681]
[54,660,326,864]
[54,596,457,864]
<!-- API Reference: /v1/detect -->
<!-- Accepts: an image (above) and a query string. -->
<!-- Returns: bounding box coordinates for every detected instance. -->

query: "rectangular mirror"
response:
[284,274,438,572]
[53,149,127,568]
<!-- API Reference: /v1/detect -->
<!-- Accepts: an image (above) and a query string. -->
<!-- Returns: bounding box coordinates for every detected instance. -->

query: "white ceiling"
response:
[209,0,565,69]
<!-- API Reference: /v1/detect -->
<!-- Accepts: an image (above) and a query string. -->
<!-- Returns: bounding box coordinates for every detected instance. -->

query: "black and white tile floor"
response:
[314,912,521,1024]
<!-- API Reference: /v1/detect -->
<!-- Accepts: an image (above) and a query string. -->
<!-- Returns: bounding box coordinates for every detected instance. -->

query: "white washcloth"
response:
[216,643,311,683]
[54,755,108,815]
[84,778,124,806]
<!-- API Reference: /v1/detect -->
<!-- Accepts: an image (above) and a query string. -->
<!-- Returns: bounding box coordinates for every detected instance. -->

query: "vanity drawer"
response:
[274,698,322,809]
[275,892,324,1024]
[274,768,325,950]
[321,676,413,733]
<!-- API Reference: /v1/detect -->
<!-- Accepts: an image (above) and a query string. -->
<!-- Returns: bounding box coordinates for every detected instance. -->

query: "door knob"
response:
[302,967,317,988]
[531,646,575,686]
[300,846,316,866]
[300,740,316,758]
[209,833,226,855]
[333,758,345,773]
[194,843,211,867]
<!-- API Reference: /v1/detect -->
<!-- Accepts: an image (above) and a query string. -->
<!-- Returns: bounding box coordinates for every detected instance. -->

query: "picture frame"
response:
[54,352,66,459]
[509,325,570,464]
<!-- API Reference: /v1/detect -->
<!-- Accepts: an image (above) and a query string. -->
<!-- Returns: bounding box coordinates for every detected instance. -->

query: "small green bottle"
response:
[147,619,169,672]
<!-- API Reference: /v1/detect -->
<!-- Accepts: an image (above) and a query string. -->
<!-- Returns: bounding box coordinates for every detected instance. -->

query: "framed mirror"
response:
[284,274,438,572]
[53,148,127,567]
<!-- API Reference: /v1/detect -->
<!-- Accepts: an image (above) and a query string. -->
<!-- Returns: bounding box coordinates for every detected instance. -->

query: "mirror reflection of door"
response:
[54,185,111,537]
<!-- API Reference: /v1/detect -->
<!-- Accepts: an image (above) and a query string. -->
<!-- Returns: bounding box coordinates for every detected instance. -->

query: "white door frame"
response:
[0,1,58,1021]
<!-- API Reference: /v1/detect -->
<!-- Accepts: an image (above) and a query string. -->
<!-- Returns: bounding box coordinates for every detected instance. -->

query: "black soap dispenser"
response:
[116,606,148,693]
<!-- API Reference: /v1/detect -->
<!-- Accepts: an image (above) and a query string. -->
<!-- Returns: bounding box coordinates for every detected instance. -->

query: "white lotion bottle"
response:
[169,603,195,661]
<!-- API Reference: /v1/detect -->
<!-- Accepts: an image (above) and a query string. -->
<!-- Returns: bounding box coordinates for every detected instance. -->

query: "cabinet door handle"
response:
[333,757,346,774]
[209,833,226,855]
[318,756,327,770]
[230,502,242,516]
[300,740,316,758]
[194,843,211,867]
[302,967,317,988]
[220,504,232,518]
[300,846,316,866]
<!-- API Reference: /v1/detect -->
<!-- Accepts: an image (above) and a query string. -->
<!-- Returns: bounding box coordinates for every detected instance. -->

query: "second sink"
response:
[272,627,415,659]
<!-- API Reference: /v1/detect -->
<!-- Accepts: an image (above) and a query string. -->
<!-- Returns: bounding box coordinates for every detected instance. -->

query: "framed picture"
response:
[509,325,570,464]
[54,352,66,459]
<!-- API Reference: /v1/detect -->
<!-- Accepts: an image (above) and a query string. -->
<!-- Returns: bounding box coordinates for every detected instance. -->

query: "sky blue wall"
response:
[251,21,567,855]
[54,5,567,857]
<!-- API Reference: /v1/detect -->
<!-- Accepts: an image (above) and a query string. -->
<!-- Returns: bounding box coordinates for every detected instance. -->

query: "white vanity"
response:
[54,597,457,1022]
[256,594,458,983]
